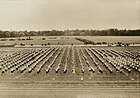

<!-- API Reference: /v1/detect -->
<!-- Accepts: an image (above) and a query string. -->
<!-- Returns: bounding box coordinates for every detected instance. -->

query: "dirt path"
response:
[0,87,139,98]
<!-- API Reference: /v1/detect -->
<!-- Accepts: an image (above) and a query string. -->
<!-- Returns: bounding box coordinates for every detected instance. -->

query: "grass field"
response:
[78,36,140,44]
[0,46,139,82]
[0,36,140,46]
[0,36,140,98]
[0,36,83,45]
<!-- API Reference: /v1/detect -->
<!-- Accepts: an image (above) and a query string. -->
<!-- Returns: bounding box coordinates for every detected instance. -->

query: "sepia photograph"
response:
[0,0,140,98]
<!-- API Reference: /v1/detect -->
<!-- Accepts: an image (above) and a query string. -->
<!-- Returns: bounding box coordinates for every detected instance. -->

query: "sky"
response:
[0,0,140,31]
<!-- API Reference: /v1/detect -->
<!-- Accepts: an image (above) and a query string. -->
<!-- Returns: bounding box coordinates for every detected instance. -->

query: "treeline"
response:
[0,29,140,38]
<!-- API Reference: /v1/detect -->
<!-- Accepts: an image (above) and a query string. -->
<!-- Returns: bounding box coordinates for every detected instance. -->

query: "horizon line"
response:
[1,28,140,32]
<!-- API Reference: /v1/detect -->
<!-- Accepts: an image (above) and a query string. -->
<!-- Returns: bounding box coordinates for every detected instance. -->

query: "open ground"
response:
[0,36,140,98]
